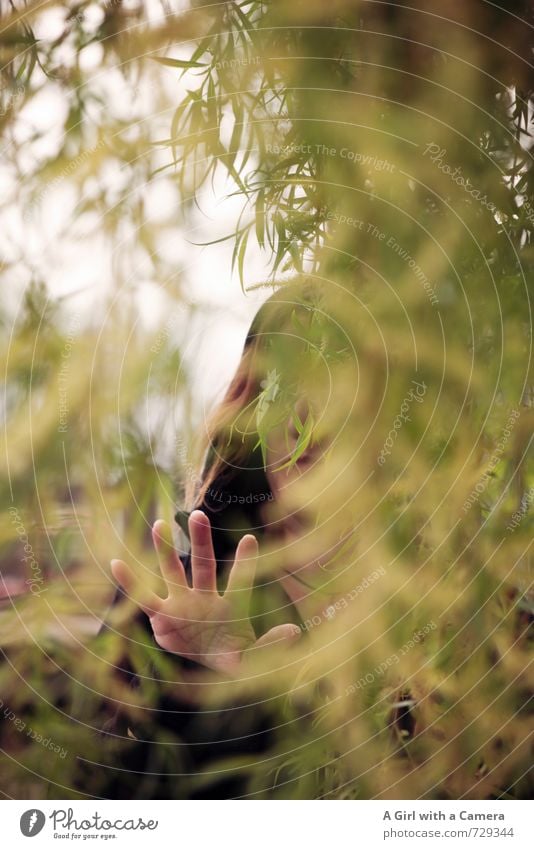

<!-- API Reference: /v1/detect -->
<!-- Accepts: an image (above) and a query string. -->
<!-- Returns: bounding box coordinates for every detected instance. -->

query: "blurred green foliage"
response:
[0,0,532,799]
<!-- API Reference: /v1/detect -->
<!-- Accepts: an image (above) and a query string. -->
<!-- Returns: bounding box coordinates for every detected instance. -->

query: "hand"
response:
[110,510,300,673]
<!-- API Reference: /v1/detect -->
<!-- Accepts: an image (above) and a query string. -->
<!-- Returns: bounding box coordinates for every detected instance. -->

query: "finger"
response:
[152,519,187,592]
[253,623,302,650]
[110,559,163,616]
[225,534,258,613]
[189,510,217,592]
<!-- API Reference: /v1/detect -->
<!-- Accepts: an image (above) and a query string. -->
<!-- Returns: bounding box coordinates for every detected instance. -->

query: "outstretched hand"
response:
[111,510,300,673]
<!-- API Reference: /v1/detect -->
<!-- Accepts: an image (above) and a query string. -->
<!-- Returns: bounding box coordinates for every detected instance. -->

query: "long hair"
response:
[176,278,334,571]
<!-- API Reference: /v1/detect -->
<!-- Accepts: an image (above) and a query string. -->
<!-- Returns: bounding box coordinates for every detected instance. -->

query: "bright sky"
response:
[0,2,274,434]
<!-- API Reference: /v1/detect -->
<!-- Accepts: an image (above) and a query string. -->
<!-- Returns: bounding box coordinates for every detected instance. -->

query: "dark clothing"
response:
[92,509,301,800]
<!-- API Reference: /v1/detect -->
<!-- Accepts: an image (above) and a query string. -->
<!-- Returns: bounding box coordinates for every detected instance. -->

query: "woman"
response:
[112,278,358,667]
[95,279,533,802]
[97,279,362,798]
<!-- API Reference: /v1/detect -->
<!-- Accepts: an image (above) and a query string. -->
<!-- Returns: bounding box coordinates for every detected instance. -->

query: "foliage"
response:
[0,0,532,800]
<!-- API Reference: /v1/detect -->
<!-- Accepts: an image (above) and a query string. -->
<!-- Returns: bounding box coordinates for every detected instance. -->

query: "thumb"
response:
[253,623,302,650]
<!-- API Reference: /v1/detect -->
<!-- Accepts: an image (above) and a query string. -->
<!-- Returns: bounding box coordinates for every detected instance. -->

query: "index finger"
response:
[152,519,187,593]
[189,510,217,592]
[110,559,163,617]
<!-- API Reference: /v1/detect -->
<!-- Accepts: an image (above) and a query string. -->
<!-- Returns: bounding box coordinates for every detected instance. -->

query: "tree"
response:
[0,0,532,799]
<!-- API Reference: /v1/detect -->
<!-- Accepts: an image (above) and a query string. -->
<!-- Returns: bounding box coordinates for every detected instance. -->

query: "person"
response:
[97,279,361,798]
[111,278,357,666]
[91,279,533,802]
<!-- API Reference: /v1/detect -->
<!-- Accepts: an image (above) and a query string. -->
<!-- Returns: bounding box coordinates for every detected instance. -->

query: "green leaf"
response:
[272,410,315,473]
[255,189,266,248]
[152,56,207,70]
[237,228,250,291]
[207,74,217,127]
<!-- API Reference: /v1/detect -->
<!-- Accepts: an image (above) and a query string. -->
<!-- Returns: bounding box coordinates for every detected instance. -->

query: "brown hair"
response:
[196,280,330,501]
[177,278,334,565]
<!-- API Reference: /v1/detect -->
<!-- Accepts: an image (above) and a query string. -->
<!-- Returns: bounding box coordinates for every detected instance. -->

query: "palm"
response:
[149,593,256,670]
[111,511,299,672]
